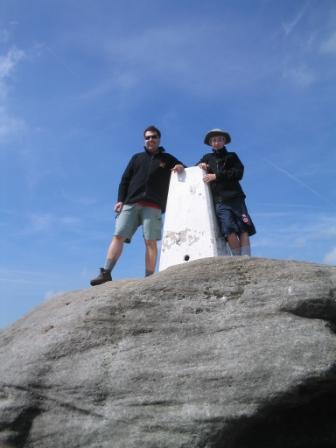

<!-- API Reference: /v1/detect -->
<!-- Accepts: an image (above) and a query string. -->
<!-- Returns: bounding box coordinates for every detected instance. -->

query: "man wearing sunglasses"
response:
[90,125,184,286]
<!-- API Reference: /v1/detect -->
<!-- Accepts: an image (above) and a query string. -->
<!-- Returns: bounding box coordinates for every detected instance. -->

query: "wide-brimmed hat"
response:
[204,128,231,146]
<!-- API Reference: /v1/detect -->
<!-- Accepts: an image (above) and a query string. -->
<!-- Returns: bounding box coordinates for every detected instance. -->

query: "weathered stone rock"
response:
[0,257,336,447]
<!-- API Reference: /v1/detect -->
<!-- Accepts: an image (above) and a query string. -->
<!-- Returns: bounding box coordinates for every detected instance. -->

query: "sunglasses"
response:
[145,135,159,140]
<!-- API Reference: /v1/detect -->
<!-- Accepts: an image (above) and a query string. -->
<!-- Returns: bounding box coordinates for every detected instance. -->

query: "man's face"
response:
[144,131,160,153]
[210,135,226,150]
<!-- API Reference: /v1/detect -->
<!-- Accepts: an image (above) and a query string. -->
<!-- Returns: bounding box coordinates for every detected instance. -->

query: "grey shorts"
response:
[114,203,162,242]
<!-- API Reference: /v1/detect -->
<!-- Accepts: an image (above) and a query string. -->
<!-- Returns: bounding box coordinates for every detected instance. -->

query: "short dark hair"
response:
[144,125,161,138]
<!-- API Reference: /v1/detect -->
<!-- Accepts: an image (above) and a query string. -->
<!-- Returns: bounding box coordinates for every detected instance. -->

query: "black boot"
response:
[90,268,112,286]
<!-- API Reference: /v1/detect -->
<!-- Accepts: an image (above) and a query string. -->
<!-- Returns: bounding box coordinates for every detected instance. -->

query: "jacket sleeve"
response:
[165,154,186,169]
[195,154,208,165]
[216,153,244,181]
[117,155,136,202]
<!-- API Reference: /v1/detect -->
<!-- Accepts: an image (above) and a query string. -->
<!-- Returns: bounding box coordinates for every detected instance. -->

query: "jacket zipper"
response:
[144,153,154,196]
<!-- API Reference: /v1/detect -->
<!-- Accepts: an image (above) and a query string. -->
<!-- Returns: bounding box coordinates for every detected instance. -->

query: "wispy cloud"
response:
[320,31,336,54]
[253,211,336,264]
[282,3,309,36]
[44,44,78,77]
[0,267,44,284]
[81,21,273,99]
[324,247,336,265]
[0,47,26,142]
[43,290,65,300]
[0,28,10,43]
[27,212,81,233]
[0,47,24,90]
[0,106,26,139]
[262,158,333,205]
[80,9,331,101]
[282,65,315,88]
[0,209,82,235]
[60,189,98,207]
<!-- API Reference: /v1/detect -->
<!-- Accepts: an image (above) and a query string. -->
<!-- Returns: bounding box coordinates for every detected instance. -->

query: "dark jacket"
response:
[118,147,184,212]
[197,147,246,203]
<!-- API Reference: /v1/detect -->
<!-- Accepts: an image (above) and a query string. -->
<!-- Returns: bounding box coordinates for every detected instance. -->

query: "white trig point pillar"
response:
[159,166,229,271]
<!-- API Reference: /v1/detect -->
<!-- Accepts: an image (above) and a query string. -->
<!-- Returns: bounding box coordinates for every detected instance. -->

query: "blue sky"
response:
[1,0,336,328]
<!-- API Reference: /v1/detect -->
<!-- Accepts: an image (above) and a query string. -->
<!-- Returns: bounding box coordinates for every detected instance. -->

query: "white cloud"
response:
[0,106,26,139]
[253,209,336,257]
[323,247,336,265]
[0,267,43,284]
[97,25,200,93]
[43,290,65,300]
[320,32,336,54]
[282,65,315,88]
[282,4,308,36]
[27,212,81,233]
[29,213,54,232]
[0,47,24,85]
[262,158,328,204]
[0,47,26,142]
[0,28,10,43]
[83,22,268,99]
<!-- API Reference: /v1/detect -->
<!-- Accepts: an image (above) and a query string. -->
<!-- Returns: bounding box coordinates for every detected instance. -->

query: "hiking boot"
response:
[90,268,112,286]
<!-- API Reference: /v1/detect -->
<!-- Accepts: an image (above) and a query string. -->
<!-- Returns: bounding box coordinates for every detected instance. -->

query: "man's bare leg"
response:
[144,239,157,276]
[227,233,241,256]
[239,232,251,256]
[90,235,125,286]
[105,235,125,270]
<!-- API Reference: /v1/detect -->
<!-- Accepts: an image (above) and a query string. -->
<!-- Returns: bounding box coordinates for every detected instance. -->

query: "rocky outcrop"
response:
[1,257,336,448]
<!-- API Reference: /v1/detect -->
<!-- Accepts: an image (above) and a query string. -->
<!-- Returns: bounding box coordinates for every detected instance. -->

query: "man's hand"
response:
[203,173,216,183]
[198,163,209,171]
[171,164,184,173]
[114,201,123,213]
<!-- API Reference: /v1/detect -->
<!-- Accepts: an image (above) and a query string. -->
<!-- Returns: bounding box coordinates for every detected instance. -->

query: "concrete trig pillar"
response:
[159,166,229,271]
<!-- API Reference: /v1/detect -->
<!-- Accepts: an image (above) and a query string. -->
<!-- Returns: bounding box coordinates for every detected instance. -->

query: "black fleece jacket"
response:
[118,147,184,212]
[197,147,246,202]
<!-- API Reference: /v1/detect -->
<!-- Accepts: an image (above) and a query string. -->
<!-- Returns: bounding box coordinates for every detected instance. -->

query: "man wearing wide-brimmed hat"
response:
[197,128,256,256]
